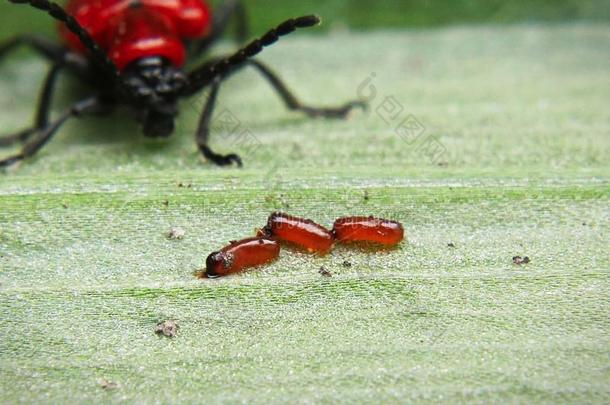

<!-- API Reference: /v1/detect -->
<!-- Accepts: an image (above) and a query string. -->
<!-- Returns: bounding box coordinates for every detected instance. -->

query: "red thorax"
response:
[61,0,212,70]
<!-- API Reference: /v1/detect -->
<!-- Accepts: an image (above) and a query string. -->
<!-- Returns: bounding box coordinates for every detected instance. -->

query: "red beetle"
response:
[0,0,365,168]
[60,0,213,69]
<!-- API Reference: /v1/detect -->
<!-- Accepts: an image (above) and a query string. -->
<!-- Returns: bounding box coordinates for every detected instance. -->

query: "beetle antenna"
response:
[9,0,120,81]
[184,15,321,95]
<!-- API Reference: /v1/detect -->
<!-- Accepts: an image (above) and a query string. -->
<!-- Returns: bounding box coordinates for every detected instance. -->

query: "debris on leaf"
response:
[155,320,179,338]
[319,267,333,277]
[513,256,530,265]
[177,182,192,188]
[98,378,119,390]
[363,190,370,201]
[162,200,169,207]
[342,260,352,268]
[447,242,456,248]
[167,227,185,240]
[61,203,69,209]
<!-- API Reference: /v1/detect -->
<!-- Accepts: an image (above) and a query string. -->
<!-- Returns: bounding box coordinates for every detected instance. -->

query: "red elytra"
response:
[61,0,212,69]
[333,216,404,246]
[205,238,280,278]
[259,212,334,254]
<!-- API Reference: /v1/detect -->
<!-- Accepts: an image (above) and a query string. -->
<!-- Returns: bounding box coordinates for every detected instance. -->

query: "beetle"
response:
[0,0,365,168]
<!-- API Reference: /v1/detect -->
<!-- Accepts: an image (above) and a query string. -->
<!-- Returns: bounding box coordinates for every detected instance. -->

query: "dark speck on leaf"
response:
[98,378,119,390]
[342,260,352,268]
[61,203,68,209]
[513,256,530,265]
[448,242,456,248]
[162,200,169,207]
[319,267,333,277]
[155,320,179,338]
[167,227,185,240]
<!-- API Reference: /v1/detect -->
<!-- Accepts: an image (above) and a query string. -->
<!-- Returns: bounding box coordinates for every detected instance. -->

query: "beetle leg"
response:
[8,0,120,83]
[192,57,367,167]
[195,77,243,167]
[190,0,249,58]
[190,57,366,167]
[0,63,63,148]
[0,97,100,168]
[0,34,65,64]
[245,59,367,119]
[185,15,321,95]
[0,128,37,148]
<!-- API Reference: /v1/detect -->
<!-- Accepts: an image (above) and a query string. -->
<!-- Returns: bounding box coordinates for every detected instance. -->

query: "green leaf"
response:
[1,25,609,402]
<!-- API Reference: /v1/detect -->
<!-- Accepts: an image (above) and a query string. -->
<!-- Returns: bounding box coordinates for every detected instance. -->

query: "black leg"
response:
[184,15,321,95]
[8,1,156,102]
[246,59,366,118]
[9,1,123,85]
[0,128,36,148]
[0,63,62,147]
[0,34,64,64]
[0,97,99,168]
[190,0,249,58]
[195,78,243,167]
[193,58,366,167]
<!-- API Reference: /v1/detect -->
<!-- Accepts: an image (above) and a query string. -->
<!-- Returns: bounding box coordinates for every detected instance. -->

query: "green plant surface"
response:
[1,24,609,403]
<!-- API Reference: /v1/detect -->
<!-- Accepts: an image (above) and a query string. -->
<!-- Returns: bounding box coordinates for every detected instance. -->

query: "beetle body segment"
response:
[205,237,280,278]
[61,0,212,69]
[260,212,334,254]
[333,216,404,246]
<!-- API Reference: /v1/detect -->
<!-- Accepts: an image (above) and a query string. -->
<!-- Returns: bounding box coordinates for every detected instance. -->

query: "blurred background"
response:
[1,0,609,38]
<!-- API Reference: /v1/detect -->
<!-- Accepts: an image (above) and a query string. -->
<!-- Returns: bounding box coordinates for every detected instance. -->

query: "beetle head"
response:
[123,57,188,138]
